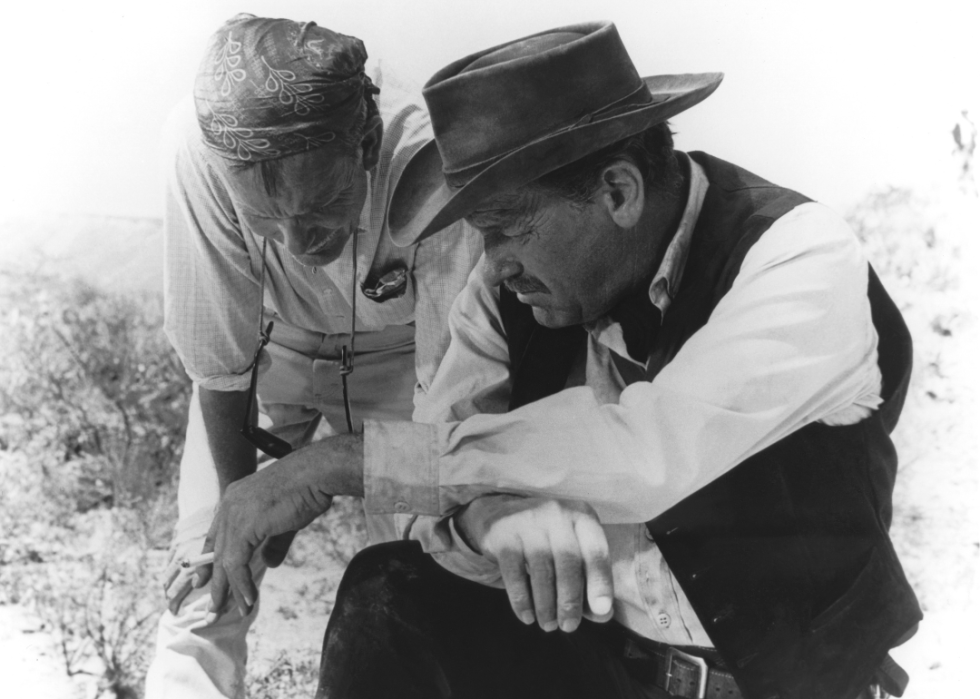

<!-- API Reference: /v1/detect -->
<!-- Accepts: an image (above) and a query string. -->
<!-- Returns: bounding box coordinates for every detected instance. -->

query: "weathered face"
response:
[466,188,628,328]
[224,146,367,267]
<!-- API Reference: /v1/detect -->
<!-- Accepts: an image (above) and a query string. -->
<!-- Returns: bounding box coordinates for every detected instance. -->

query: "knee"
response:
[336,540,430,608]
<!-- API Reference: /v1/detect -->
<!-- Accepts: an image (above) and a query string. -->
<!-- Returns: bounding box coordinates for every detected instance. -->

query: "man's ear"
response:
[599,160,645,229]
[360,114,384,170]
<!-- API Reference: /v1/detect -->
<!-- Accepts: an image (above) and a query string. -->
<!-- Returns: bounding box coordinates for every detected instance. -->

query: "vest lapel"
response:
[499,287,586,410]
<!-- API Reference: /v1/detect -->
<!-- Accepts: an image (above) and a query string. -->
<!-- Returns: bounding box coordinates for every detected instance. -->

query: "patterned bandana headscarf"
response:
[194,14,379,162]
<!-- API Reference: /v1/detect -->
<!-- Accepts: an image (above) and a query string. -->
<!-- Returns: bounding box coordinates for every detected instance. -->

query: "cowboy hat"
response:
[388,21,722,247]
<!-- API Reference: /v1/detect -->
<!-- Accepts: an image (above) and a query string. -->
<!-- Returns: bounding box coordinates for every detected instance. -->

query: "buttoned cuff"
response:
[363,419,441,516]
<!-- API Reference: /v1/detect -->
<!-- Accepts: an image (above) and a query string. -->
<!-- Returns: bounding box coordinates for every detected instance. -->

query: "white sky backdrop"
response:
[0,0,976,220]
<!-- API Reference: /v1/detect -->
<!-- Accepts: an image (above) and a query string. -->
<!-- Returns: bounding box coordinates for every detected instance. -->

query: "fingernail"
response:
[244,594,254,607]
[541,620,559,633]
[204,612,218,625]
[190,574,201,588]
[520,611,535,625]
[591,596,612,616]
[560,619,580,633]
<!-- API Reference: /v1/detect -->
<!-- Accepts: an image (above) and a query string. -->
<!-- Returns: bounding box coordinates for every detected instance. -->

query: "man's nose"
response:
[482,254,523,287]
[277,218,317,254]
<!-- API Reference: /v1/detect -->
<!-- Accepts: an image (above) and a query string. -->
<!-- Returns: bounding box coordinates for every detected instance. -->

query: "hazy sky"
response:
[1,0,975,221]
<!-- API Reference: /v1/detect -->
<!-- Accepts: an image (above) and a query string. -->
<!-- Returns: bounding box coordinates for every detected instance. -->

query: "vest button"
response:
[394,501,410,513]
[689,566,710,581]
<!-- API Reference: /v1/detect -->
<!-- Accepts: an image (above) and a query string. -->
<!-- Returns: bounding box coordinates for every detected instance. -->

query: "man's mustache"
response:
[503,276,548,294]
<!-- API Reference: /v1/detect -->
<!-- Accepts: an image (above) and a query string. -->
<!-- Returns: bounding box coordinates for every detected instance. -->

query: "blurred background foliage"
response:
[0,274,190,698]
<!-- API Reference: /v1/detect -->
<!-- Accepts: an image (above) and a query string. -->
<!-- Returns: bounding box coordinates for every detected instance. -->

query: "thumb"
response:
[574,514,613,622]
[261,530,298,568]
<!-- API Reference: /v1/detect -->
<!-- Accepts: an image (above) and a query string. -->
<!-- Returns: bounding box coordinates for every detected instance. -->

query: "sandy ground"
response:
[0,527,342,699]
[0,604,91,699]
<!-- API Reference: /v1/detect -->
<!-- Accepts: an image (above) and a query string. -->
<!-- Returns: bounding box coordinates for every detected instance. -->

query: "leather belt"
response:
[623,637,740,699]
[653,645,741,699]
[628,637,895,699]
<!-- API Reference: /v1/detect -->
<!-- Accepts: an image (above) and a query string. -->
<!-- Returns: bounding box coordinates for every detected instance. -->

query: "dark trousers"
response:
[315,540,670,699]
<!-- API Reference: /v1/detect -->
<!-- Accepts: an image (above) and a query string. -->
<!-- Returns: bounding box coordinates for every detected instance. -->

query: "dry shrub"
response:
[247,651,320,699]
[0,270,190,697]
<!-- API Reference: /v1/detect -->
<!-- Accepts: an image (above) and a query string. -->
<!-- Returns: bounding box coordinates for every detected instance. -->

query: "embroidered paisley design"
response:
[194,14,377,162]
[260,56,328,115]
[214,35,246,97]
[206,109,280,161]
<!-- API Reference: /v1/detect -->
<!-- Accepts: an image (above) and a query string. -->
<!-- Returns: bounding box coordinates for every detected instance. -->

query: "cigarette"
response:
[180,552,215,569]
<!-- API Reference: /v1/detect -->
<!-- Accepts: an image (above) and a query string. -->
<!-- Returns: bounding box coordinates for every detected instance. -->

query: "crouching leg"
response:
[315,540,659,699]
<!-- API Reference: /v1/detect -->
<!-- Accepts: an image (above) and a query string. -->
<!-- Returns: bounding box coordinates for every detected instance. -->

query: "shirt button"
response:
[656,612,671,628]
[394,501,409,513]
[643,528,655,542]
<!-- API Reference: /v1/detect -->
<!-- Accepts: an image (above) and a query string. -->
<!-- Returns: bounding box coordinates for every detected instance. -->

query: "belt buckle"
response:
[665,647,709,699]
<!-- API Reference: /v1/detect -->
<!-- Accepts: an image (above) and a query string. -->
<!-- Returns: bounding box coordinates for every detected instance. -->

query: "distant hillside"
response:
[0,214,163,294]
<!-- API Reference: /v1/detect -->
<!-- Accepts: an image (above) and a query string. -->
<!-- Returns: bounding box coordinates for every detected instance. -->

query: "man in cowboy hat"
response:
[145,13,481,699]
[202,22,921,699]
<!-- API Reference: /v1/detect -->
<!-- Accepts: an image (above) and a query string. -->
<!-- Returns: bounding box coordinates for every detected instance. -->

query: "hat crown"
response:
[423,22,647,180]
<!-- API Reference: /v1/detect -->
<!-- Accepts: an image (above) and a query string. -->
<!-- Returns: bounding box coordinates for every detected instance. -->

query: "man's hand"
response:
[456,495,613,633]
[206,433,364,620]
[163,530,298,616]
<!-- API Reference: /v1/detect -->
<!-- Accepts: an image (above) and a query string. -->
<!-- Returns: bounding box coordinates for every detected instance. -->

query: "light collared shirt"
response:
[162,64,483,396]
[362,154,883,645]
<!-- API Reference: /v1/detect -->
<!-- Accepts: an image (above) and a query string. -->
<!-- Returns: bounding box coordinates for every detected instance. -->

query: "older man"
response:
[205,23,921,699]
[145,14,480,699]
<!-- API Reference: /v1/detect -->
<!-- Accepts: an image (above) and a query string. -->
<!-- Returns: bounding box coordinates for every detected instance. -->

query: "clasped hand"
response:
[163,435,363,620]
[206,456,334,619]
[456,495,614,633]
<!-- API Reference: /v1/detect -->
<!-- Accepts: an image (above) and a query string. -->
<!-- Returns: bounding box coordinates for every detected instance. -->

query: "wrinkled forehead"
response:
[465,188,542,229]
[223,146,359,216]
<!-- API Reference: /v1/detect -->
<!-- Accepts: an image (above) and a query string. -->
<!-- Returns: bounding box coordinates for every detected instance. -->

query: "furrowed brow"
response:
[467,204,525,230]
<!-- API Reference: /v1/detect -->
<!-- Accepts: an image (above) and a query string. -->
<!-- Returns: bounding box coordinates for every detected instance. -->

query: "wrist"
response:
[452,505,483,554]
[300,433,365,498]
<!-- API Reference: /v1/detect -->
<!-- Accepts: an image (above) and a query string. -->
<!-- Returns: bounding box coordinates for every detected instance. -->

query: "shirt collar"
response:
[589,153,709,364]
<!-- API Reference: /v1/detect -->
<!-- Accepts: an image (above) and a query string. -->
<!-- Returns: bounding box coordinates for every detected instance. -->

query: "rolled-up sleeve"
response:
[161,99,263,391]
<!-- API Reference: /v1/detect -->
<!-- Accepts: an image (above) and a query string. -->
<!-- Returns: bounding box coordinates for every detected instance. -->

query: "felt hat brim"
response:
[389,72,723,247]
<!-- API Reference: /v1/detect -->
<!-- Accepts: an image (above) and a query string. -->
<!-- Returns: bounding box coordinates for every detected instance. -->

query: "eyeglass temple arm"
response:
[340,224,357,435]
[242,321,275,430]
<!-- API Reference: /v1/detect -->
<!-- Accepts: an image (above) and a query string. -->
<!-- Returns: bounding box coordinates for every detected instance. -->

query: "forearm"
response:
[369,204,880,524]
[199,386,258,494]
[278,433,365,498]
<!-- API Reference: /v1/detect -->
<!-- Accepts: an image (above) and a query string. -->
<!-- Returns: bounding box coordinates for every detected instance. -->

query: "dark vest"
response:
[499,152,922,699]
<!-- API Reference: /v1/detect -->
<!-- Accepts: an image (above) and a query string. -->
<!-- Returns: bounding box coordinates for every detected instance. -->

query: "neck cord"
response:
[257,238,272,346]
[257,235,355,434]
[340,228,357,433]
